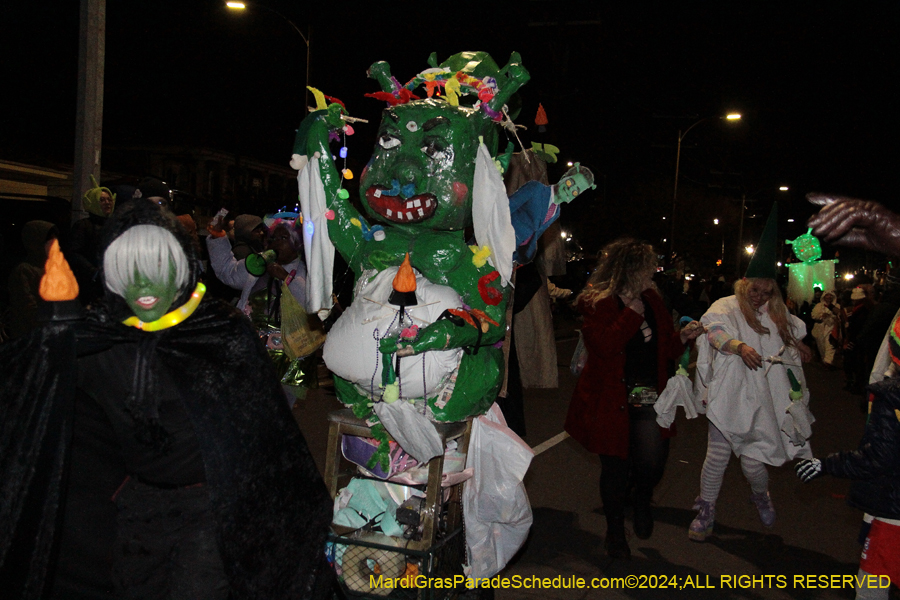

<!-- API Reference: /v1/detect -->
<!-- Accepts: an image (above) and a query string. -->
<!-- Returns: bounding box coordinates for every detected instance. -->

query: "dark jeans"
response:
[599,405,670,521]
[113,479,229,600]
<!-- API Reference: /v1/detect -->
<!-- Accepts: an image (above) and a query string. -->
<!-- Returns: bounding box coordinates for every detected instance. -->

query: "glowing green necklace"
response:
[122,282,206,331]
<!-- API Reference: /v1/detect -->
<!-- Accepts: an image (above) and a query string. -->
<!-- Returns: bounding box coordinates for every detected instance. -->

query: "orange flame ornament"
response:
[389,253,418,307]
[393,253,416,293]
[40,239,79,301]
[535,103,548,127]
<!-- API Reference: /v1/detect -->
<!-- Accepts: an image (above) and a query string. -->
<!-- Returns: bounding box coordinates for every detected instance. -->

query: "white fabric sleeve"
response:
[286,262,309,312]
[206,234,254,291]
[297,161,334,315]
[473,143,515,287]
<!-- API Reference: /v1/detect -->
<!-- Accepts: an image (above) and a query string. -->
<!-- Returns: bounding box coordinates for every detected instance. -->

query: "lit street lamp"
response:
[226,1,311,112]
[670,113,741,253]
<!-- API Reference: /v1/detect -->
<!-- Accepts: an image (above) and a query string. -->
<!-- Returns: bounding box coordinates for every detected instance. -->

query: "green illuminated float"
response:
[786,228,838,305]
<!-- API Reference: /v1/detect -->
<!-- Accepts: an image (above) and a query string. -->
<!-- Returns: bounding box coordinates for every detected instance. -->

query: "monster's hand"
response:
[292,103,345,162]
[486,54,531,115]
[322,103,345,129]
[367,61,396,93]
[504,62,530,87]
[795,458,825,482]
[807,194,900,257]
[379,319,484,357]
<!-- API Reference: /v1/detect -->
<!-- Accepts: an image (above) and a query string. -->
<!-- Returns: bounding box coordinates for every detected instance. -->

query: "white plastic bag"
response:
[653,373,697,428]
[570,330,587,376]
[463,403,534,580]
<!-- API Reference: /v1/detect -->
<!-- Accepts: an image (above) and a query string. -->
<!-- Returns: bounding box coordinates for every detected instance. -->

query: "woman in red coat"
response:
[565,238,703,559]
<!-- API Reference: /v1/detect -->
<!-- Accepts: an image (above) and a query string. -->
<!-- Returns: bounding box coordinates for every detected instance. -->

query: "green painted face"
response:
[125,265,178,323]
[553,172,595,204]
[360,99,492,232]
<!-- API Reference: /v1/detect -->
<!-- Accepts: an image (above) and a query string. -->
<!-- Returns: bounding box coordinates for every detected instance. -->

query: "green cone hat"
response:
[745,202,778,279]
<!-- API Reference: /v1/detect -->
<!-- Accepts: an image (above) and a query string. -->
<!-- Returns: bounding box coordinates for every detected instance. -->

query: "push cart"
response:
[324,409,472,600]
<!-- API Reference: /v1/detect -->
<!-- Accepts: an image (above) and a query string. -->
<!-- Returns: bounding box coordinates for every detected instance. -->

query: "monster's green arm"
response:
[292,104,365,266]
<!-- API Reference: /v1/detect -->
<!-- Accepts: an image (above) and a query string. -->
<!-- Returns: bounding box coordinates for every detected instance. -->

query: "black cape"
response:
[0,202,333,599]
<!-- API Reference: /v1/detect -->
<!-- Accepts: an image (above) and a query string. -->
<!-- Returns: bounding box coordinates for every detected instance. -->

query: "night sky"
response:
[2,1,896,263]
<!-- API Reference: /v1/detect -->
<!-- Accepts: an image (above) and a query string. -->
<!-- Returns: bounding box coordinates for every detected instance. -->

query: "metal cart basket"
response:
[325,409,472,600]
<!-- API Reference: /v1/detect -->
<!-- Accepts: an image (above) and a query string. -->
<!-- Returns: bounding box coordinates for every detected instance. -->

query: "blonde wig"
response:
[734,277,798,347]
[577,238,657,309]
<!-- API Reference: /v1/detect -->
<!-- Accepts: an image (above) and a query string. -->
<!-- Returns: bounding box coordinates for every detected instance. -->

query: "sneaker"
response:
[750,491,776,527]
[688,496,715,542]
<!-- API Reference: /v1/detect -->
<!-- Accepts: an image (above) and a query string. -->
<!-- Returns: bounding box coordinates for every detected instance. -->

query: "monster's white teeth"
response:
[374,189,383,198]
[386,209,393,217]
[406,212,414,220]
[413,199,421,208]
[417,208,424,217]
[425,199,433,207]
[136,296,159,308]
[397,212,403,220]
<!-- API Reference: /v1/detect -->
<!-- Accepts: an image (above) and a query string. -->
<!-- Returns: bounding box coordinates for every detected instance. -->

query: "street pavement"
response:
[294,318,883,600]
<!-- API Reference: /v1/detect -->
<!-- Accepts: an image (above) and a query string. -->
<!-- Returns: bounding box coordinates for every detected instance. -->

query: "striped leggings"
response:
[699,421,769,503]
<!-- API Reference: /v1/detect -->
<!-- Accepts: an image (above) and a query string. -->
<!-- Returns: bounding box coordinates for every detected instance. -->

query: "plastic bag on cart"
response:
[570,330,587,376]
[463,403,534,580]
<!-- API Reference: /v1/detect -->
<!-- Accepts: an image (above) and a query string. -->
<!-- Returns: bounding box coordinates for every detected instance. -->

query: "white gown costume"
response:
[694,296,814,466]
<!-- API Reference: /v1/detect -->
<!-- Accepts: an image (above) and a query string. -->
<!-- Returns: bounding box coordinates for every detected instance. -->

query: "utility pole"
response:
[72,0,105,222]
[736,193,746,277]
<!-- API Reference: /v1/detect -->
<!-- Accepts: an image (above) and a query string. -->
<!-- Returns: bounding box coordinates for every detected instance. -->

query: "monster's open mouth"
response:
[135,296,159,309]
[365,186,437,224]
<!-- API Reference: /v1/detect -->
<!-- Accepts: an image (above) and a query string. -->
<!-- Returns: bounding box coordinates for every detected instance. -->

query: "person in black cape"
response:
[0,201,334,599]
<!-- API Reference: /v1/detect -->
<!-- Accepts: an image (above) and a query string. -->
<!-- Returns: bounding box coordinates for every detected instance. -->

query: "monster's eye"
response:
[421,140,448,161]
[378,134,401,149]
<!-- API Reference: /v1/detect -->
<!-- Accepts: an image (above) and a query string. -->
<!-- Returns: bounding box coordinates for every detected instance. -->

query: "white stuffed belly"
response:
[323,267,464,400]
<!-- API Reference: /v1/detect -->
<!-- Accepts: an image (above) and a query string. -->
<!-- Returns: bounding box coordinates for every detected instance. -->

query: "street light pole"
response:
[736,193,746,277]
[226,2,311,112]
[670,113,741,254]
[713,218,724,263]
[73,0,105,222]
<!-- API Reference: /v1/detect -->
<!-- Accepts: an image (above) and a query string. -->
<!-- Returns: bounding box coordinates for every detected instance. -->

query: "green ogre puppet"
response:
[291,51,581,465]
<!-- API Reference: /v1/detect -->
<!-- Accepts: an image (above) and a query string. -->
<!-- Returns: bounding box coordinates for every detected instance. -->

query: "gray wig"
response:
[104,225,189,297]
